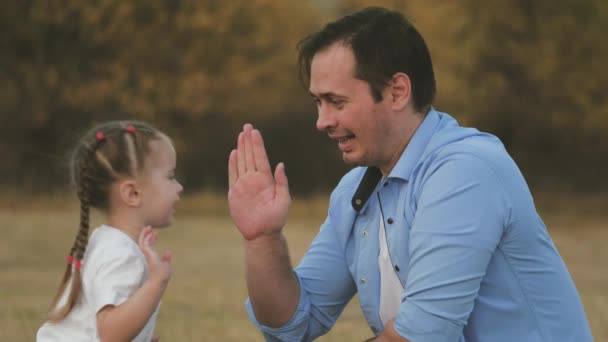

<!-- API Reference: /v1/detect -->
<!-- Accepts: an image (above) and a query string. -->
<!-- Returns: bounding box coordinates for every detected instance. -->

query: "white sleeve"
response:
[89,247,145,314]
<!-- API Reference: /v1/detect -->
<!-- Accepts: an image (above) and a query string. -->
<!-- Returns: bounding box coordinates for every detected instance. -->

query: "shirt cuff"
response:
[394,301,463,342]
[245,274,312,341]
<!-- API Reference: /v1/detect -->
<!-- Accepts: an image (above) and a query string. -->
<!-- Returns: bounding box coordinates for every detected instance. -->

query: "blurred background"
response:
[1,0,606,341]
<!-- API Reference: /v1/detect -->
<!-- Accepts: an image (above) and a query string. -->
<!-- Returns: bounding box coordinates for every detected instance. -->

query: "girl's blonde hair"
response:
[48,120,164,322]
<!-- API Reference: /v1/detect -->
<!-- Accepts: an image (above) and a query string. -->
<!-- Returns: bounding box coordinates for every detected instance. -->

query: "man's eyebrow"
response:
[309,91,346,99]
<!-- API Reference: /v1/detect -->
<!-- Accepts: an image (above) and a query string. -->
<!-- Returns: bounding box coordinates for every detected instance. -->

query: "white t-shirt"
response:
[37,225,159,342]
[378,214,404,326]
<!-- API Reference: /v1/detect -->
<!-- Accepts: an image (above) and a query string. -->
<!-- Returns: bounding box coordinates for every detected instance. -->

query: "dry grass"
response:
[0,192,606,341]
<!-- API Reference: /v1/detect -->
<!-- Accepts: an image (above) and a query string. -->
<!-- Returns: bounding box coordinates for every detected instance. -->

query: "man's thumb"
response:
[274,162,290,199]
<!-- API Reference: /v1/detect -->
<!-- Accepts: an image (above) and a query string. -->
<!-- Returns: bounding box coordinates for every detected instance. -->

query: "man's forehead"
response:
[309,43,357,95]
[311,42,355,70]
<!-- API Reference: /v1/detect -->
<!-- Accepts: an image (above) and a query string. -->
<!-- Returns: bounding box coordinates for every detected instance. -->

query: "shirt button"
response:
[394,265,400,272]
[387,217,394,224]
[355,198,362,205]
[362,230,368,237]
[371,326,379,333]
[360,278,366,284]
[383,181,389,187]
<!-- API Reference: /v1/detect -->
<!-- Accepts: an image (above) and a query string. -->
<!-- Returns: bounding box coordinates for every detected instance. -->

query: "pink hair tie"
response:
[96,132,105,141]
[126,125,136,133]
[66,255,82,270]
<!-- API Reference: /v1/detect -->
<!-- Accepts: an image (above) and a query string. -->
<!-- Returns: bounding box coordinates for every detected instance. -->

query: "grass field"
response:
[0,192,606,341]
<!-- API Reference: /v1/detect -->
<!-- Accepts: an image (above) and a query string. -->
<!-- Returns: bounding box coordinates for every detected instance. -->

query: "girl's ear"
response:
[118,179,142,207]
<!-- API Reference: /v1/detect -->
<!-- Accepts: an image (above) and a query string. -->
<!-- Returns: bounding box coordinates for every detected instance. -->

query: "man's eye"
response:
[331,99,344,107]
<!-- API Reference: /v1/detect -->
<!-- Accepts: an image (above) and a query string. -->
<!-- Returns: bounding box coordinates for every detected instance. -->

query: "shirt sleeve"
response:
[395,153,511,341]
[246,189,357,341]
[90,247,146,314]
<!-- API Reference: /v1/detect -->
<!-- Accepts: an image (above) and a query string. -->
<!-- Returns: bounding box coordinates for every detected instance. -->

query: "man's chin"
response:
[342,154,364,167]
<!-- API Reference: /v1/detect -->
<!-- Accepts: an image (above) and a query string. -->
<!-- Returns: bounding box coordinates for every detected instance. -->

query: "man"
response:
[227,7,592,342]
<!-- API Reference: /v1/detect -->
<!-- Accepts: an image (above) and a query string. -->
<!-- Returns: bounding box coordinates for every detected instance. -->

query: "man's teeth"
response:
[338,136,352,143]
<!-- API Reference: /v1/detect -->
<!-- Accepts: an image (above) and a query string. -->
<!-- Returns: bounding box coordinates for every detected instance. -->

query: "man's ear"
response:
[118,179,142,207]
[388,72,411,111]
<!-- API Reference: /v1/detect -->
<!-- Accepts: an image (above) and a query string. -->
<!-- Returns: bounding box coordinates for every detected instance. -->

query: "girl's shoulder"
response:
[90,225,138,248]
[85,225,144,266]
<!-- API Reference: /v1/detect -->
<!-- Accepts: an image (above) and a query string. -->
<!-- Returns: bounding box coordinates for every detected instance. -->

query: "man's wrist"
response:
[244,231,284,250]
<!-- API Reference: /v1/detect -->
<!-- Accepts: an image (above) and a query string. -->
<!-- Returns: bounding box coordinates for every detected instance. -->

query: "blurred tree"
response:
[0,0,606,194]
[0,0,325,192]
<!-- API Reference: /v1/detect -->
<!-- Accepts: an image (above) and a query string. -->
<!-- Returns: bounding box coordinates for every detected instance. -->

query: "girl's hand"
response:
[139,226,172,292]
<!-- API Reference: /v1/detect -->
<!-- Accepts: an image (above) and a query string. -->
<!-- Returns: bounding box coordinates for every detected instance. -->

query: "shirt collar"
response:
[387,108,440,182]
[351,108,440,212]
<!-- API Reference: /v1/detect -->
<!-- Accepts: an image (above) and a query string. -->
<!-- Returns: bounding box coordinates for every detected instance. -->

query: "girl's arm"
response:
[97,226,172,342]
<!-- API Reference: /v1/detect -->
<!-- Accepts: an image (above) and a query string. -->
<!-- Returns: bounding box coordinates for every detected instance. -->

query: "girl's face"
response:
[138,136,183,228]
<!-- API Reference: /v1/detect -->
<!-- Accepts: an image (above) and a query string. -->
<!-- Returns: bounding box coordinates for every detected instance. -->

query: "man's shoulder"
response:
[424,126,510,170]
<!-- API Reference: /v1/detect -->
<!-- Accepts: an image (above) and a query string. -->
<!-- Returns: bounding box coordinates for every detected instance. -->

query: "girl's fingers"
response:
[139,226,152,247]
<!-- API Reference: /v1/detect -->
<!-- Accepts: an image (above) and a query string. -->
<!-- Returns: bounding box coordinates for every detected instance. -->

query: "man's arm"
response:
[229,124,356,341]
[245,232,300,326]
[228,124,299,326]
[393,153,508,341]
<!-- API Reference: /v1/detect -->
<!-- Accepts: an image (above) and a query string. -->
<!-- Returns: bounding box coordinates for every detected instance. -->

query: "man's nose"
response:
[316,105,337,131]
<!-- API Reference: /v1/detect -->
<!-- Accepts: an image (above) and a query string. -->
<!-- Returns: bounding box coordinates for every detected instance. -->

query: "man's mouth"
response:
[334,134,355,151]
[337,135,354,143]
[331,133,355,142]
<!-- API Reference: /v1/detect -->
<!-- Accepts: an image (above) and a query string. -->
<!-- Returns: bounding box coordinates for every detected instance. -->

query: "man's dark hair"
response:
[297,7,436,113]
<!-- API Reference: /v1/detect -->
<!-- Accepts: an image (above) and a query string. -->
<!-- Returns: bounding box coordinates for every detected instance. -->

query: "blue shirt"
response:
[246,109,592,342]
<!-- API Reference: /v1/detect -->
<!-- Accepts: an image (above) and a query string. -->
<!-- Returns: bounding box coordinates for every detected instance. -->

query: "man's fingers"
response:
[237,132,246,175]
[252,129,271,174]
[274,162,290,201]
[228,149,238,188]
[243,124,256,172]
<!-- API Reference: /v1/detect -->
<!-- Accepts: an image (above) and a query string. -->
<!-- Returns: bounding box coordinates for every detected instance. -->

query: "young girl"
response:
[37,121,183,341]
